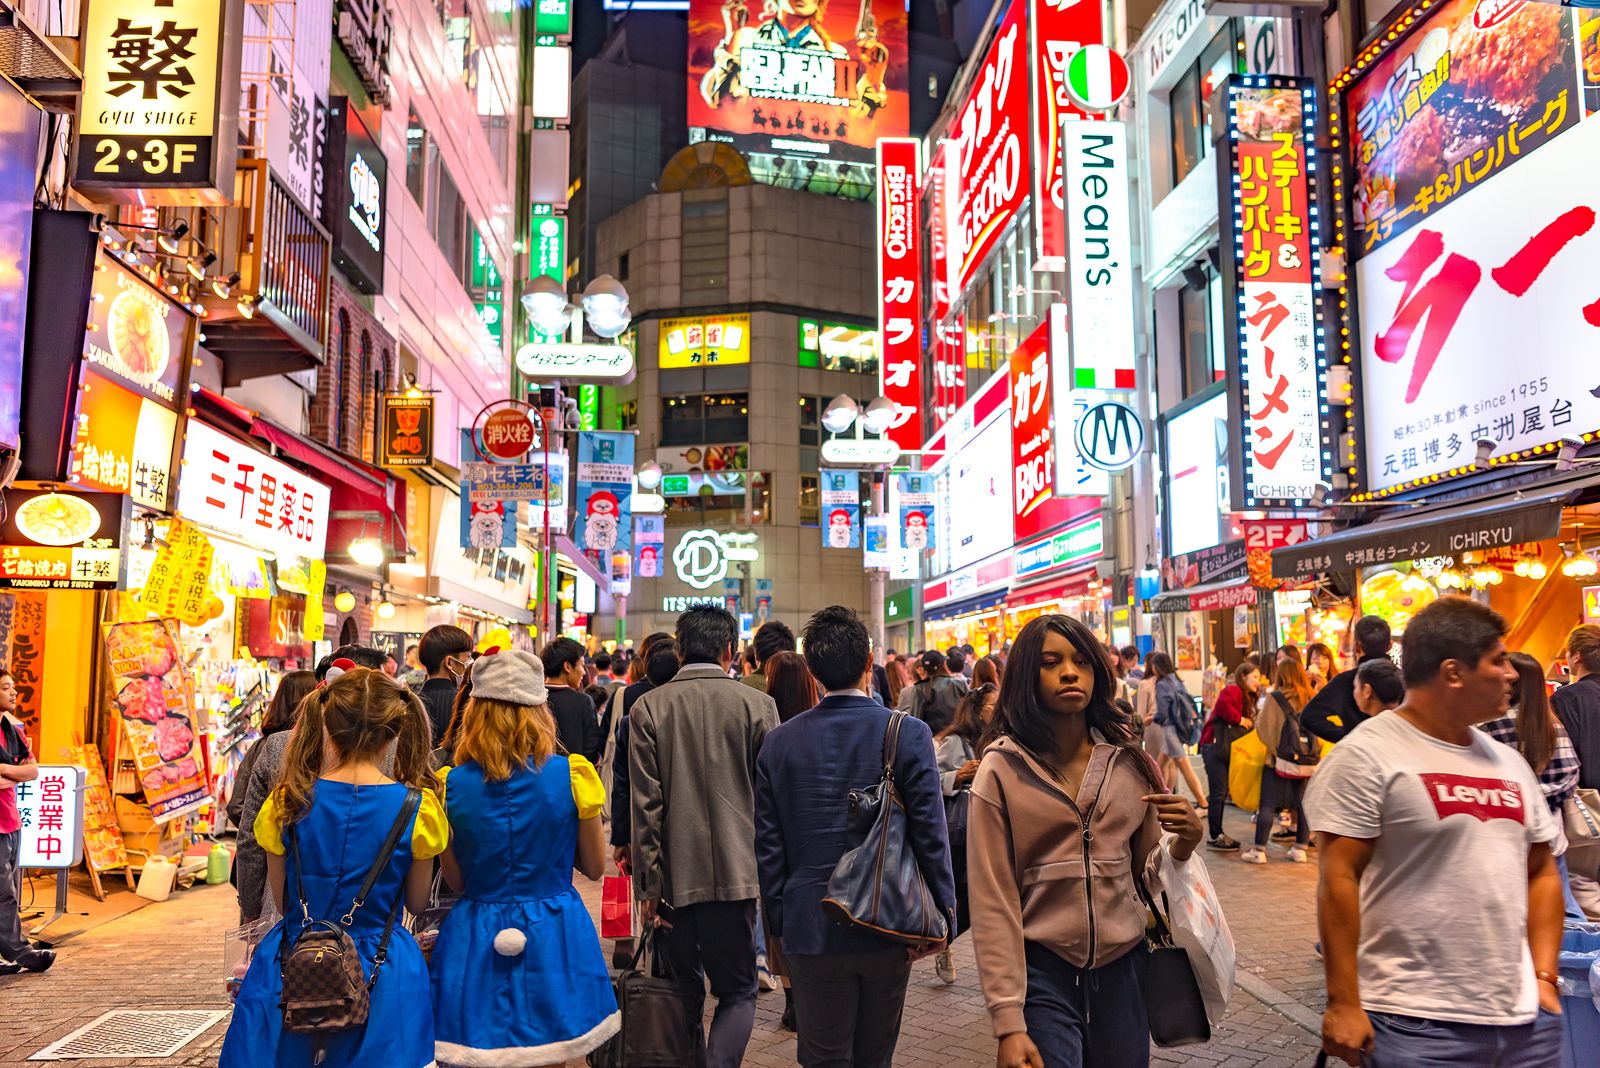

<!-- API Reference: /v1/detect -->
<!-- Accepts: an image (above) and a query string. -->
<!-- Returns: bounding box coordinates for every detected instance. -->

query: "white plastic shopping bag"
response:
[1156,844,1235,1026]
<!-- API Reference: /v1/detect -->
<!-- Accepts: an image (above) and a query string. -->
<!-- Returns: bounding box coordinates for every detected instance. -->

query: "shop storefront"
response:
[884,586,916,653]
[925,592,1008,657]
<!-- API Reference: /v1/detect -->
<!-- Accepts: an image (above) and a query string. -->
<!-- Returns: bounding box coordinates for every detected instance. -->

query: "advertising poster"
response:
[62,742,128,874]
[895,472,936,551]
[1220,77,1326,507]
[574,431,635,565]
[876,138,922,452]
[103,619,208,822]
[1029,0,1103,269]
[1345,0,1581,258]
[659,314,751,368]
[83,251,191,406]
[636,514,666,577]
[1009,334,1054,533]
[0,592,44,746]
[863,515,891,569]
[686,0,909,164]
[820,468,861,549]
[460,492,518,550]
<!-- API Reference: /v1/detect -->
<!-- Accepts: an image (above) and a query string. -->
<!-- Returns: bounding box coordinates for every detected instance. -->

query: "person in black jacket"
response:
[1302,615,1393,744]
[416,625,473,745]
[541,636,604,763]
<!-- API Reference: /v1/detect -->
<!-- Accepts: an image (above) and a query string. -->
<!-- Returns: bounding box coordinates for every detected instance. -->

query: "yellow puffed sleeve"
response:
[569,756,605,821]
[411,789,449,860]
[436,765,452,807]
[253,793,287,856]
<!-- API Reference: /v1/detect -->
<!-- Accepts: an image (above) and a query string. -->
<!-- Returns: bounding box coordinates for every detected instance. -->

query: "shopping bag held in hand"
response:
[1155,843,1236,1027]
[601,873,633,939]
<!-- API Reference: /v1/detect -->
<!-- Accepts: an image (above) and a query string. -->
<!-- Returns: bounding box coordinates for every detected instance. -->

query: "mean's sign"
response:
[73,0,244,204]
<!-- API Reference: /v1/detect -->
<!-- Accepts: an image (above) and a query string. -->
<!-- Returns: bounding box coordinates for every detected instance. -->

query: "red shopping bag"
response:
[601,873,633,939]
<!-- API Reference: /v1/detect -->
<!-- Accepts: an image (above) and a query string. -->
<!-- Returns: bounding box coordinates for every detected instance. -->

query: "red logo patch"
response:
[1418,773,1526,824]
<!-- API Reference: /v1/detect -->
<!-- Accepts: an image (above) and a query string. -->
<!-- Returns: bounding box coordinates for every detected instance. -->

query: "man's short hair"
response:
[1118,644,1140,663]
[646,643,681,686]
[919,650,945,676]
[1568,624,1600,675]
[677,605,739,664]
[541,636,587,679]
[1400,598,1506,688]
[1356,658,1404,706]
[1354,614,1393,659]
[594,652,612,671]
[316,644,387,680]
[802,606,872,692]
[419,625,474,674]
[752,620,797,665]
[946,650,965,675]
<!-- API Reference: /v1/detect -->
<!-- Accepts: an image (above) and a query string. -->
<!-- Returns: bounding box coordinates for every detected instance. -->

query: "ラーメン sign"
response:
[877,138,922,451]
[73,0,243,204]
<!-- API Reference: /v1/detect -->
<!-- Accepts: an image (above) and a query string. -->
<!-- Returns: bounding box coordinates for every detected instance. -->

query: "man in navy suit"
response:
[755,606,956,1068]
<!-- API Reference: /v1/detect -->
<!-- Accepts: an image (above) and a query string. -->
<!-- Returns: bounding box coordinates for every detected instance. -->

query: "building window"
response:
[1169,29,1234,187]
[660,392,749,446]
[617,399,638,431]
[330,309,349,449]
[359,331,375,462]
[1179,262,1228,397]
[799,474,819,526]
[799,395,820,446]
[406,108,428,205]
[798,319,879,375]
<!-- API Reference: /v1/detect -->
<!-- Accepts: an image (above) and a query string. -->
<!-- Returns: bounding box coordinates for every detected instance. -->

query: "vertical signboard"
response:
[573,431,635,566]
[896,472,936,550]
[820,469,861,549]
[527,211,567,345]
[1049,305,1110,498]
[635,514,665,578]
[931,317,966,430]
[322,98,387,294]
[1217,76,1328,507]
[73,0,242,204]
[1061,121,1135,390]
[926,143,952,323]
[944,2,1029,298]
[1009,332,1054,534]
[1029,0,1103,269]
[876,138,922,452]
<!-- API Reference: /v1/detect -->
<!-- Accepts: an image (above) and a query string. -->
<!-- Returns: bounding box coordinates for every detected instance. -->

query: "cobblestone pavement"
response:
[0,803,1324,1067]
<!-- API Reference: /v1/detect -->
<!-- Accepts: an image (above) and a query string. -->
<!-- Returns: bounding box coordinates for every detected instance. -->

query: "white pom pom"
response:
[493,928,527,956]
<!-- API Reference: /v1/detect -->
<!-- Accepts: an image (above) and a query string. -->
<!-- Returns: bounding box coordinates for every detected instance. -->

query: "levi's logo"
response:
[1418,773,1526,824]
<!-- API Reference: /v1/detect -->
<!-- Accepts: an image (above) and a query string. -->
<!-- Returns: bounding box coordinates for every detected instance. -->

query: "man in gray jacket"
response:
[631,604,778,1068]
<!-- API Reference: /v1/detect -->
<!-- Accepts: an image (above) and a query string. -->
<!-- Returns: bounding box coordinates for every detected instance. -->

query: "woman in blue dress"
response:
[220,665,447,1068]
[431,649,619,1066]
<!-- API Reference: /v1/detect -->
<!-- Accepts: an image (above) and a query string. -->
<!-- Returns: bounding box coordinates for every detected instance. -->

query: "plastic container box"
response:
[135,854,178,902]
[1559,922,1600,1068]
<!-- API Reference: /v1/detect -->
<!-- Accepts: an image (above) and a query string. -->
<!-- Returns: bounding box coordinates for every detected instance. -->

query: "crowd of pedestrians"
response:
[203,592,1600,1068]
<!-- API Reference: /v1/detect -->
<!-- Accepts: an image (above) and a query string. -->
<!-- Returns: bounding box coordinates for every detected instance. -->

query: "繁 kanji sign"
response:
[1218,77,1329,508]
[17,766,87,869]
[176,422,331,560]
[73,0,242,203]
[876,138,921,452]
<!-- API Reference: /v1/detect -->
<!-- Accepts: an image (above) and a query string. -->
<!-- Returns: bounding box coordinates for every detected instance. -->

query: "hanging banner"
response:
[1029,0,1103,269]
[573,431,635,565]
[1,592,46,747]
[863,516,891,570]
[755,577,773,624]
[301,559,326,642]
[877,138,922,452]
[103,619,208,822]
[1217,76,1328,508]
[460,494,518,550]
[379,394,434,467]
[820,469,861,549]
[896,471,936,550]
[610,550,632,596]
[140,518,215,625]
[635,514,666,578]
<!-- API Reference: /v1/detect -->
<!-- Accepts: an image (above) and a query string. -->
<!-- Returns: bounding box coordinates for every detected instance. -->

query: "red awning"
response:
[1007,570,1094,610]
[194,389,411,565]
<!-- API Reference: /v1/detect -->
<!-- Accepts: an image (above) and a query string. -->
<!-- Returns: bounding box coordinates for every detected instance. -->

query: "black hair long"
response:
[984,614,1161,790]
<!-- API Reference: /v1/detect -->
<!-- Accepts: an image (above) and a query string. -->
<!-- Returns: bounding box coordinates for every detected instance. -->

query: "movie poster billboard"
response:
[686,0,909,164]
[1345,0,1582,258]
[103,619,208,822]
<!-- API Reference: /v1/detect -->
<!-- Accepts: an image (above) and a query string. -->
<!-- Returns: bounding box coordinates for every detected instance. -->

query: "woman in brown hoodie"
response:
[969,616,1204,1068]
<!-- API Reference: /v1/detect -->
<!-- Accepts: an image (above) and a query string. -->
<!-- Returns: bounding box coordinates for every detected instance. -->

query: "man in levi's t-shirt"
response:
[1305,597,1564,1068]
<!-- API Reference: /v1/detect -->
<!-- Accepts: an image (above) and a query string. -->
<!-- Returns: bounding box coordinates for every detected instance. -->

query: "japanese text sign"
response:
[83,251,192,405]
[0,593,46,745]
[1344,0,1581,259]
[876,138,922,452]
[103,619,208,822]
[140,518,214,624]
[574,431,635,565]
[17,766,87,868]
[1029,0,1103,269]
[1010,329,1054,532]
[931,316,966,431]
[1061,121,1135,390]
[1354,114,1600,491]
[0,489,129,591]
[176,421,332,559]
[896,471,936,551]
[685,0,909,165]
[379,394,433,467]
[73,0,241,203]
[635,514,665,578]
[72,371,180,510]
[1219,77,1328,507]
[820,468,861,549]
[658,314,751,368]
[944,2,1029,298]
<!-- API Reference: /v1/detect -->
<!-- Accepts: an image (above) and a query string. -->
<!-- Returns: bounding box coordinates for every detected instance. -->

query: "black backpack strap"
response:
[364,789,421,987]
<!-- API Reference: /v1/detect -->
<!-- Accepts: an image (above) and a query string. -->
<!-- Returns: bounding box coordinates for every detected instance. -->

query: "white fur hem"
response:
[435,1012,621,1066]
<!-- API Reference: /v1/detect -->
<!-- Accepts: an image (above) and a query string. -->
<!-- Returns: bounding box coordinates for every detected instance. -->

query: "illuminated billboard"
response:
[687,0,909,166]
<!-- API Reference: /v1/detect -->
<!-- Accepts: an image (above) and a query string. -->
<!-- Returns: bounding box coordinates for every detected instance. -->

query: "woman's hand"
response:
[1143,793,1205,860]
[956,759,981,785]
[997,1033,1044,1068]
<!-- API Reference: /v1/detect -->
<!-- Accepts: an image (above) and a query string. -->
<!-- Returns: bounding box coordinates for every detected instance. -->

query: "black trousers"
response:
[656,899,758,1068]
[786,947,913,1068]
[1200,742,1231,839]
[1254,769,1310,847]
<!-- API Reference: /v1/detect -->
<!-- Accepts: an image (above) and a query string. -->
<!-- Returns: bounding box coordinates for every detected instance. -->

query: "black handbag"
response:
[587,929,703,1068]
[820,710,949,946]
[944,735,975,843]
[1134,872,1211,1047]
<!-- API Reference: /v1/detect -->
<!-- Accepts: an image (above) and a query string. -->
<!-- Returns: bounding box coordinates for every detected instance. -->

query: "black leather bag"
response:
[587,930,703,1068]
[821,711,949,946]
[1135,873,1211,1047]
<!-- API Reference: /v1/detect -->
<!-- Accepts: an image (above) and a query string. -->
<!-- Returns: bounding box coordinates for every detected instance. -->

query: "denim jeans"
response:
[1369,1009,1562,1067]
[1199,743,1230,839]
[1022,941,1149,1068]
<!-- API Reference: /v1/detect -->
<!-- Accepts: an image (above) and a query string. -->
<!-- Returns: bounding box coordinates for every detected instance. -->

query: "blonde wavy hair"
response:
[270,667,439,827]
[454,696,559,781]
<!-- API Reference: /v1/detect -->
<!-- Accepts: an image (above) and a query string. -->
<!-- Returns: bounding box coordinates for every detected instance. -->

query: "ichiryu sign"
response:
[820,438,901,467]
[514,343,635,384]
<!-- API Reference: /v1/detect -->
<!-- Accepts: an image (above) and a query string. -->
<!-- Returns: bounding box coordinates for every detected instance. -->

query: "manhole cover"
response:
[29,1009,230,1060]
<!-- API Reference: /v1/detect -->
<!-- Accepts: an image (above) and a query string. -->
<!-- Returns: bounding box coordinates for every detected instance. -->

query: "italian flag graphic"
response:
[1065,45,1129,111]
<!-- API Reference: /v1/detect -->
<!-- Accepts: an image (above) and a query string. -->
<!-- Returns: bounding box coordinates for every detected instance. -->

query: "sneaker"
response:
[0,961,19,976]
[1272,827,1298,840]
[1206,835,1241,852]
[1313,941,1323,959]
[1240,848,1267,864]
[935,948,957,985]
[17,948,53,973]
[756,955,778,992]
[1286,846,1310,863]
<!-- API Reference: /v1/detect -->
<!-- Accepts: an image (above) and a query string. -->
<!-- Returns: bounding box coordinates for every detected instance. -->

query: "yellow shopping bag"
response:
[1229,731,1269,812]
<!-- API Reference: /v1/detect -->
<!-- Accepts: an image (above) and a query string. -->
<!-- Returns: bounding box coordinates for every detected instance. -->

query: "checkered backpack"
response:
[277,789,419,1056]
